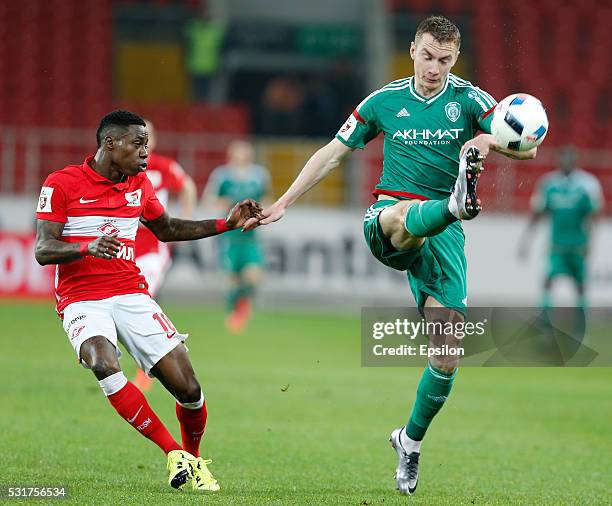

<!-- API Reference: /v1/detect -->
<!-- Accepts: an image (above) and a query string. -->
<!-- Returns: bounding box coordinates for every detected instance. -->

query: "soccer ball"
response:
[491,94,549,151]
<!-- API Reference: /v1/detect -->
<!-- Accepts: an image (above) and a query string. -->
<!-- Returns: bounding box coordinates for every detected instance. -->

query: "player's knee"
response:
[174,379,202,404]
[430,355,458,374]
[243,267,263,285]
[89,358,121,380]
[380,202,407,235]
[80,337,120,380]
[380,202,423,250]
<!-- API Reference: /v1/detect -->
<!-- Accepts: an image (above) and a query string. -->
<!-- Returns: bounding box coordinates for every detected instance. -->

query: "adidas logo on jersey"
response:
[396,108,410,118]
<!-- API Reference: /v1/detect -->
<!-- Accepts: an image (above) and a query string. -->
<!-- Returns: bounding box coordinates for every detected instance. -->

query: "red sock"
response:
[176,401,207,458]
[107,381,181,455]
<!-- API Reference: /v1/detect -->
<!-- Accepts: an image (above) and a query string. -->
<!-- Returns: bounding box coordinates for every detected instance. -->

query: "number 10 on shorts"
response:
[152,312,177,339]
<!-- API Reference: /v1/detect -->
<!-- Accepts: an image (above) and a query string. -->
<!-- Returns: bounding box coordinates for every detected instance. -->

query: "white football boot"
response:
[448,145,485,220]
[389,427,420,495]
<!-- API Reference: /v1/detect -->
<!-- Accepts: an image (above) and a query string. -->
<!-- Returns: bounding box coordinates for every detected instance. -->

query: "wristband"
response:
[79,242,91,257]
[215,219,230,233]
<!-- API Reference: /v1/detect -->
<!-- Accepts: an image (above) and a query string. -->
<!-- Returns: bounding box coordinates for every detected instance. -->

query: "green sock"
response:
[577,295,587,311]
[404,198,456,238]
[241,282,255,300]
[226,286,241,312]
[228,282,256,311]
[406,362,456,441]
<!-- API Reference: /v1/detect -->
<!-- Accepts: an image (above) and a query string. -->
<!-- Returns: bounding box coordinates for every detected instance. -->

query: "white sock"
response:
[177,391,204,409]
[400,427,422,453]
[448,153,469,220]
[447,193,460,219]
[98,371,128,397]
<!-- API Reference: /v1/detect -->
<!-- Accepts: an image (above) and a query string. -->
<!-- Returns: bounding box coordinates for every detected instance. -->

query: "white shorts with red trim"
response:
[62,293,187,375]
[135,247,171,297]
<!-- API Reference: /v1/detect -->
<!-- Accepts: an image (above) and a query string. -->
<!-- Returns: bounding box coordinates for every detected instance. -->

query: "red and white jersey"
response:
[135,152,187,258]
[35,156,165,313]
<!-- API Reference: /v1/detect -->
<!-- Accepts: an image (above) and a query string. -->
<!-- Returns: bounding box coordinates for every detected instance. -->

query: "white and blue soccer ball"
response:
[491,93,549,151]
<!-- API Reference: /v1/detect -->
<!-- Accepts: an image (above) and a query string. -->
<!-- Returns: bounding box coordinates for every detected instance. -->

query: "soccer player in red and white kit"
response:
[133,119,197,392]
[34,110,261,492]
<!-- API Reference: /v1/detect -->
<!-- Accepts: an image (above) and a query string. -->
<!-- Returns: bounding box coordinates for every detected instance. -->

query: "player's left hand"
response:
[226,199,263,230]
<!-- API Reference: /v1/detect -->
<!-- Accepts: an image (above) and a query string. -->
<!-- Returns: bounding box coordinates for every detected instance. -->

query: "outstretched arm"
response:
[243,138,352,229]
[492,143,538,160]
[461,134,537,160]
[144,199,262,242]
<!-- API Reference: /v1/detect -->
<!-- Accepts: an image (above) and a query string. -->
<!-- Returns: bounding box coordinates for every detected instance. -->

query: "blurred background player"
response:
[133,120,198,391]
[202,140,271,333]
[518,145,604,310]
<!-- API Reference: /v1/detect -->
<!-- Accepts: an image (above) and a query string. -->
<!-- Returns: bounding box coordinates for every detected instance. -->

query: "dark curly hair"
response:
[96,110,146,148]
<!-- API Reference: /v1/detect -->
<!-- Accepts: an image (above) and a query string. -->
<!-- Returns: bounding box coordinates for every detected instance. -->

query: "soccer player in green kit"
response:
[244,16,537,494]
[518,146,603,310]
[203,140,271,333]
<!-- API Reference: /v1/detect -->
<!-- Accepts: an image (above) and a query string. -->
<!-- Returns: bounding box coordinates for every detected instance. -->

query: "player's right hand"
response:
[87,234,122,260]
[242,202,285,231]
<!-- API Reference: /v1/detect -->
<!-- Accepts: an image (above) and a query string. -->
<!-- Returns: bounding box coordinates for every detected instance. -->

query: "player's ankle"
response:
[447,194,461,220]
[400,427,422,454]
[442,197,457,221]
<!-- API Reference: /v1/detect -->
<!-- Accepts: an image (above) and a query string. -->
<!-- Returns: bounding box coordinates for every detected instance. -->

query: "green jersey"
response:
[207,164,270,203]
[532,169,603,250]
[207,163,271,239]
[335,73,496,200]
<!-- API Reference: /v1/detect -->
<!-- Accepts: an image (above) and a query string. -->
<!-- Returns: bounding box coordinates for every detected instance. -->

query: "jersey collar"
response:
[408,76,449,104]
[81,155,131,190]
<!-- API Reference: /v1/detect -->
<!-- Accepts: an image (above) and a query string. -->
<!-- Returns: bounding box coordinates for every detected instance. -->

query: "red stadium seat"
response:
[438,0,466,16]
[388,0,433,13]
[473,0,612,149]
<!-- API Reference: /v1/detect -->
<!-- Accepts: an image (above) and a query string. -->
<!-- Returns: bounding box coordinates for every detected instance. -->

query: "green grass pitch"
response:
[0,301,610,505]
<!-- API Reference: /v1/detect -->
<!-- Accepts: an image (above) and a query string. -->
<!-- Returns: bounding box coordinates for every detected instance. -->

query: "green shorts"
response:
[548,251,586,284]
[363,200,467,315]
[218,235,265,274]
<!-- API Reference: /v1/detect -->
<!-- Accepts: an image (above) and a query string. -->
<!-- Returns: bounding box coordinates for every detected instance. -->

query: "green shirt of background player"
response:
[518,146,603,309]
[184,17,225,101]
[244,15,537,496]
[202,140,272,334]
